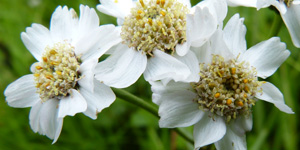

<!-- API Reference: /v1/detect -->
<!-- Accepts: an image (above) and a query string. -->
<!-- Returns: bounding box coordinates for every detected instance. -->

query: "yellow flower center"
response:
[191,55,264,122]
[121,0,189,56]
[34,42,81,101]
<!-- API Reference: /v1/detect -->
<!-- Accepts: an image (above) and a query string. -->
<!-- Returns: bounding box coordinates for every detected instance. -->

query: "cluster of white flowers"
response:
[4,0,295,149]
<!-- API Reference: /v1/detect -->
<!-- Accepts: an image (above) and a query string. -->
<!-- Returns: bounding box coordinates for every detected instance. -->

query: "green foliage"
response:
[0,0,299,149]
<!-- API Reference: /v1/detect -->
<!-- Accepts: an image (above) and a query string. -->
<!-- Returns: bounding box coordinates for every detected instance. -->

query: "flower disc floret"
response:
[192,55,264,122]
[121,0,189,56]
[34,42,81,101]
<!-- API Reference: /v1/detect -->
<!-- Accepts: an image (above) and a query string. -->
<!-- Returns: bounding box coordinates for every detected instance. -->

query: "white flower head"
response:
[4,5,120,143]
[227,0,300,48]
[95,0,227,87]
[151,14,294,150]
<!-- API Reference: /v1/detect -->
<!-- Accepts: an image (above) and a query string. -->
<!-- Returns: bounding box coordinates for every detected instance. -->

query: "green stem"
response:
[268,12,283,38]
[112,88,194,145]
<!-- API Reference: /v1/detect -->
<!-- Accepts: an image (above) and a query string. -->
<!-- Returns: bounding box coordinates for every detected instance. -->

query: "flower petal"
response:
[150,81,192,105]
[240,37,290,79]
[144,50,191,82]
[186,6,217,48]
[76,25,121,61]
[77,5,99,34]
[78,57,98,93]
[21,24,52,61]
[281,4,300,48]
[174,51,200,82]
[4,74,40,108]
[50,6,78,42]
[81,80,116,120]
[194,0,227,25]
[226,0,257,7]
[158,90,204,128]
[223,14,247,56]
[95,44,147,88]
[97,0,134,20]
[256,82,294,114]
[194,115,226,149]
[214,124,247,150]
[29,99,63,143]
[58,89,87,118]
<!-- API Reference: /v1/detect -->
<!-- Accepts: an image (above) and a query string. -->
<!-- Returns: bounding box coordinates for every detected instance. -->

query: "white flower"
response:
[4,5,120,143]
[94,0,227,87]
[227,0,300,48]
[151,14,294,150]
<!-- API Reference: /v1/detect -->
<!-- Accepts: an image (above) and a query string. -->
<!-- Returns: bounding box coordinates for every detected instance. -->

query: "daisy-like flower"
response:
[94,0,227,88]
[4,5,120,143]
[227,0,300,48]
[151,14,294,150]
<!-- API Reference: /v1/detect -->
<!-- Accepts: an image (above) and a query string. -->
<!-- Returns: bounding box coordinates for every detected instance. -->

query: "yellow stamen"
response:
[245,86,249,92]
[35,66,43,70]
[34,73,40,77]
[237,101,244,107]
[137,10,143,14]
[226,99,232,105]
[243,79,248,83]
[139,0,145,7]
[244,93,247,98]
[42,57,48,62]
[231,68,236,74]
[46,75,53,79]
[50,50,57,55]
[56,71,62,75]
[214,93,220,98]
[148,18,153,25]
[160,11,166,16]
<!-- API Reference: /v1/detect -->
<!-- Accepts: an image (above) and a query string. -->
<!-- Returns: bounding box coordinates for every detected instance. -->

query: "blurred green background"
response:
[0,0,299,149]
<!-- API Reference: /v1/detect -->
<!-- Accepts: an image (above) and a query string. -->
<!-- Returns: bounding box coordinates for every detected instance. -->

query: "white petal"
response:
[50,6,78,42]
[240,37,290,79]
[29,99,63,143]
[195,29,233,62]
[174,51,200,82]
[194,115,226,149]
[281,4,300,48]
[76,25,121,61]
[150,80,192,105]
[158,90,204,128]
[176,42,189,57]
[95,44,147,88]
[78,57,98,93]
[77,5,99,35]
[230,115,253,135]
[194,0,227,25]
[81,80,116,119]
[4,74,40,108]
[187,6,217,48]
[58,89,87,118]
[21,24,52,61]
[223,14,247,56]
[226,0,257,7]
[97,0,134,20]
[144,50,191,82]
[256,82,294,114]
[214,124,247,150]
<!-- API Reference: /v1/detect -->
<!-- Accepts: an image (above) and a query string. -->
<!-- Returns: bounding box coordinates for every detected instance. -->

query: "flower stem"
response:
[112,88,194,145]
[268,12,283,38]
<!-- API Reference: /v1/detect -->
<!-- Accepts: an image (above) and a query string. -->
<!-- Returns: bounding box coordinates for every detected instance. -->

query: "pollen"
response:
[34,42,81,102]
[214,93,220,98]
[121,0,189,56]
[192,55,264,122]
